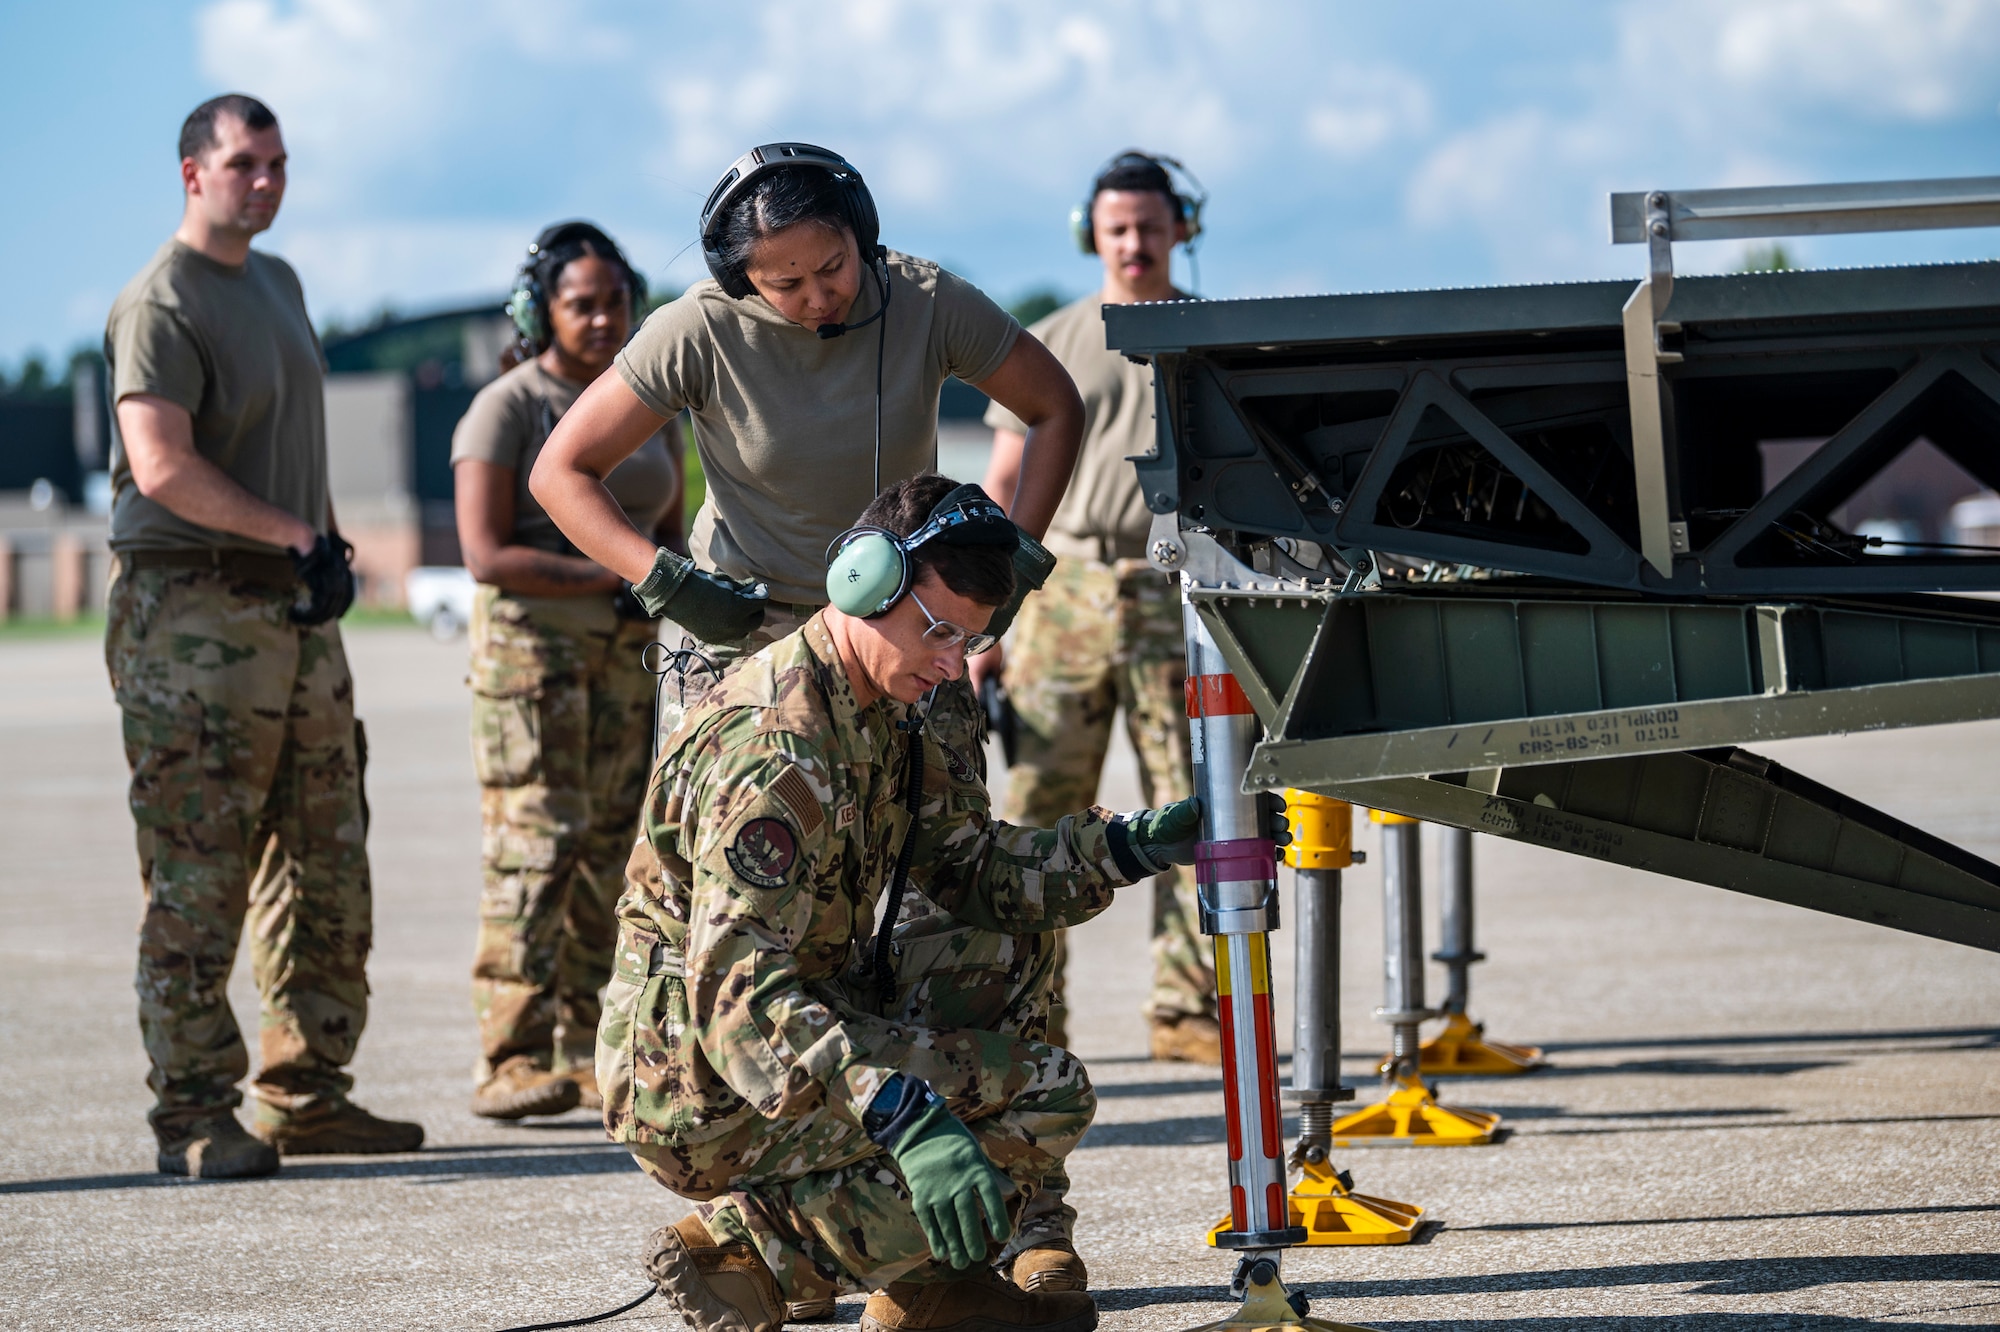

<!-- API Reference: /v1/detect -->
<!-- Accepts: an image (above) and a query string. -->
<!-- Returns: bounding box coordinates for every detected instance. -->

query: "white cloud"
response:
[1704,0,2000,121]
[1304,66,1431,160]
[1400,0,2000,282]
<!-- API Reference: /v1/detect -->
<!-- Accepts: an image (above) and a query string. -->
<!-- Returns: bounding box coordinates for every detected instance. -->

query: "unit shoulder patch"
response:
[724,817,801,890]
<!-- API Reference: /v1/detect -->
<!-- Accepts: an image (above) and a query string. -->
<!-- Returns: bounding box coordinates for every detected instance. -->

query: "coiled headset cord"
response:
[492,1285,655,1332]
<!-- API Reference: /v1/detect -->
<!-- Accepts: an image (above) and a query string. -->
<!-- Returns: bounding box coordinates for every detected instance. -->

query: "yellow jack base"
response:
[1326,1076,1500,1147]
[1178,1259,1378,1332]
[1416,1012,1546,1076]
[1204,1158,1424,1247]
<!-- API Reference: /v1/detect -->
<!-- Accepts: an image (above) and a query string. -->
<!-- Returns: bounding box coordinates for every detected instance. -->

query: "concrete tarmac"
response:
[1,623,1995,1330]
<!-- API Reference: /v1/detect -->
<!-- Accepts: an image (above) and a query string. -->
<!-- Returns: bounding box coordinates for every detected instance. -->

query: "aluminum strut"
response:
[1417,827,1545,1077]
[1181,605,1371,1332]
[1327,814,1499,1148]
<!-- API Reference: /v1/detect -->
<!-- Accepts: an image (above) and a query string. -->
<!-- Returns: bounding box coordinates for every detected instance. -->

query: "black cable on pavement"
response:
[492,1286,656,1332]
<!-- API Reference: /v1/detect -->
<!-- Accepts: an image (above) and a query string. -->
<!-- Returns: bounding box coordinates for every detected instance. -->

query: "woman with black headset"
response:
[529,143,1082,669]
[450,221,682,1122]
[527,144,1089,1305]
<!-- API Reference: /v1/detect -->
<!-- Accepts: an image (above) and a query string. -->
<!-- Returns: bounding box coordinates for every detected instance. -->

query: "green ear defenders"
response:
[825,487,1016,617]
[1069,150,1208,255]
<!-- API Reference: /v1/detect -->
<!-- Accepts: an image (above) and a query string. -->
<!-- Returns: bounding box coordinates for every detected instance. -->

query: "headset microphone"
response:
[816,303,885,340]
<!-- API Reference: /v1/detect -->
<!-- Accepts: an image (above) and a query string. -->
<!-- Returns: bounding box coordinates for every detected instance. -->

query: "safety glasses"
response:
[907,589,997,657]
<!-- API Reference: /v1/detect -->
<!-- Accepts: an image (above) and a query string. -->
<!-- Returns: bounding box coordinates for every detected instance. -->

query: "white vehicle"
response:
[404,566,477,640]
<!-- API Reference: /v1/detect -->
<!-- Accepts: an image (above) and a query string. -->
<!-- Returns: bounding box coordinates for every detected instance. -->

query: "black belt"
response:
[121,548,298,587]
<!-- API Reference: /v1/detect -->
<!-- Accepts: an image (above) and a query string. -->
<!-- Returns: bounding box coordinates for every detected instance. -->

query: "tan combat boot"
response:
[156,1114,279,1179]
[565,1063,604,1113]
[1149,1013,1223,1065]
[785,1295,839,1322]
[1010,1240,1088,1293]
[862,1267,1096,1332]
[472,1057,582,1120]
[644,1213,785,1332]
[251,1099,425,1155]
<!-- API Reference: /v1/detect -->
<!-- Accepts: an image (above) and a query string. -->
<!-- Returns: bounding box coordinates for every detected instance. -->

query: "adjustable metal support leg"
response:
[1328,813,1499,1148]
[1181,608,1376,1332]
[1419,826,1545,1077]
[1275,792,1422,1245]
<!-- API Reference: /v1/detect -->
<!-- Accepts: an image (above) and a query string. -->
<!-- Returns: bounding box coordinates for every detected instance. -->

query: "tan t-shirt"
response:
[985,291,1179,563]
[450,360,679,557]
[104,240,328,553]
[615,250,1021,604]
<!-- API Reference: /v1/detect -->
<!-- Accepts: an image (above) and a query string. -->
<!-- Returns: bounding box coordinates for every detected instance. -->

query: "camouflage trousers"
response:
[999,557,1211,1023]
[105,561,372,1139]
[611,915,1087,1301]
[469,587,659,1076]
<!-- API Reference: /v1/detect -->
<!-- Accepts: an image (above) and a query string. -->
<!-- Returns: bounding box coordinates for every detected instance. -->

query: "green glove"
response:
[876,1084,1012,1270]
[1124,797,1203,874]
[1116,794,1293,876]
[633,547,768,646]
[978,530,1057,642]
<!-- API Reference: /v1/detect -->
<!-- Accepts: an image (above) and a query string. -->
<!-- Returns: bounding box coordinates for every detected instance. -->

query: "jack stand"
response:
[1418,826,1545,1077]
[1181,609,1380,1332]
[1178,1255,1378,1332]
[1330,813,1499,1148]
[1267,791,1422,1244]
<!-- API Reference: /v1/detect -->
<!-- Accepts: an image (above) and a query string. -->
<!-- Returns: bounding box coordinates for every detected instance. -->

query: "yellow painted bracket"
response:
[1176,1260,1379,1332]
[1205,1158,1424,1247]
[1327,1075,1500,1148]
[1417,1012,1546,1076]
[1283,790,1352,869]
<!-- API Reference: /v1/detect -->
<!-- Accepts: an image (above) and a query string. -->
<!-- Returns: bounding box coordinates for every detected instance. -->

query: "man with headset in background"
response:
[103,93,422,1178]
[975,152,1221,1064]
[604,472,1218,1332]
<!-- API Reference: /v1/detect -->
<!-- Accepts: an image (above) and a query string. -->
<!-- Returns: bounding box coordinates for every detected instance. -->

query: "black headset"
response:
[506,221,646,354]
[699,143,882,299]
[698,142,899,492]
[1070,150,1208,256]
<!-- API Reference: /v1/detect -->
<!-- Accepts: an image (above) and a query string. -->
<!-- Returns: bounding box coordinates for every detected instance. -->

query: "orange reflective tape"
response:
[1185,673,1253,718]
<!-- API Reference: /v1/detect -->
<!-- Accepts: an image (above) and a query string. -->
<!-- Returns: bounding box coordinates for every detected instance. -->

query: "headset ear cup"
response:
[1070,202,1094,255]
[825,530,910,617]
[1181,194,1204,247]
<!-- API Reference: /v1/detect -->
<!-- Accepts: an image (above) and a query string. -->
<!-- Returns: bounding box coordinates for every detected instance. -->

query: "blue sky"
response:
[6,0,1999,370]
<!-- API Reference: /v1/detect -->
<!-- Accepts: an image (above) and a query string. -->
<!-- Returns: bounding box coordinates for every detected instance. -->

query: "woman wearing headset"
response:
[452,222,682,1122]
[529,144,1088,1302]
[529,143,1082,668]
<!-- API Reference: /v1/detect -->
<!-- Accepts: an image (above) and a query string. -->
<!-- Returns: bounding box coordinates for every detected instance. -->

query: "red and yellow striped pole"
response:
[1185,606,1305,1252]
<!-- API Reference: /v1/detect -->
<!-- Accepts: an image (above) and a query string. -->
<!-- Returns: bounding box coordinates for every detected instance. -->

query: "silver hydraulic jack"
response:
[1418,827,1545,1077]
[1181,605,1376,1332]
[1327,815,1499,1147]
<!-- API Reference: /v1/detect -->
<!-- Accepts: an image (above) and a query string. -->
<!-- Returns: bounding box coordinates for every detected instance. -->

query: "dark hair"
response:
[534,223,644,311]
[1091,152,1184,219]
[179,94,277,163]
[716,165,857,278]
[858,473,1017,609]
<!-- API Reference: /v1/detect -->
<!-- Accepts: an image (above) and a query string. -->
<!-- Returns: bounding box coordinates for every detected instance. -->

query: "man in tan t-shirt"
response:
[980,152,1220,1064]
[104,93,422,1178]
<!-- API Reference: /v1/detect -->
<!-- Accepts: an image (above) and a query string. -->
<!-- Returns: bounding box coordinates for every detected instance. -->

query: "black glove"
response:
[289,534,356,626]
[632,547,767,645]
[610,581,656,621]
[980,675,1017,767]
[978,531,1057,642]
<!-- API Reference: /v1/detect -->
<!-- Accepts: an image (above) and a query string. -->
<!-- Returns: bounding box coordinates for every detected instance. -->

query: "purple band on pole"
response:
[1196,837,1277,885]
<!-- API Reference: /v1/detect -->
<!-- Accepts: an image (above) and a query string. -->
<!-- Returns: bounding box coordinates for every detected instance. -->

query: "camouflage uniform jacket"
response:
[612,613,1146,1158]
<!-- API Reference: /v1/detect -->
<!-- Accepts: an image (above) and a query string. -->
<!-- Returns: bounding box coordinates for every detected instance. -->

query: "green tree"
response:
[1007,288,1065,326]
[1737,243,1796,273]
